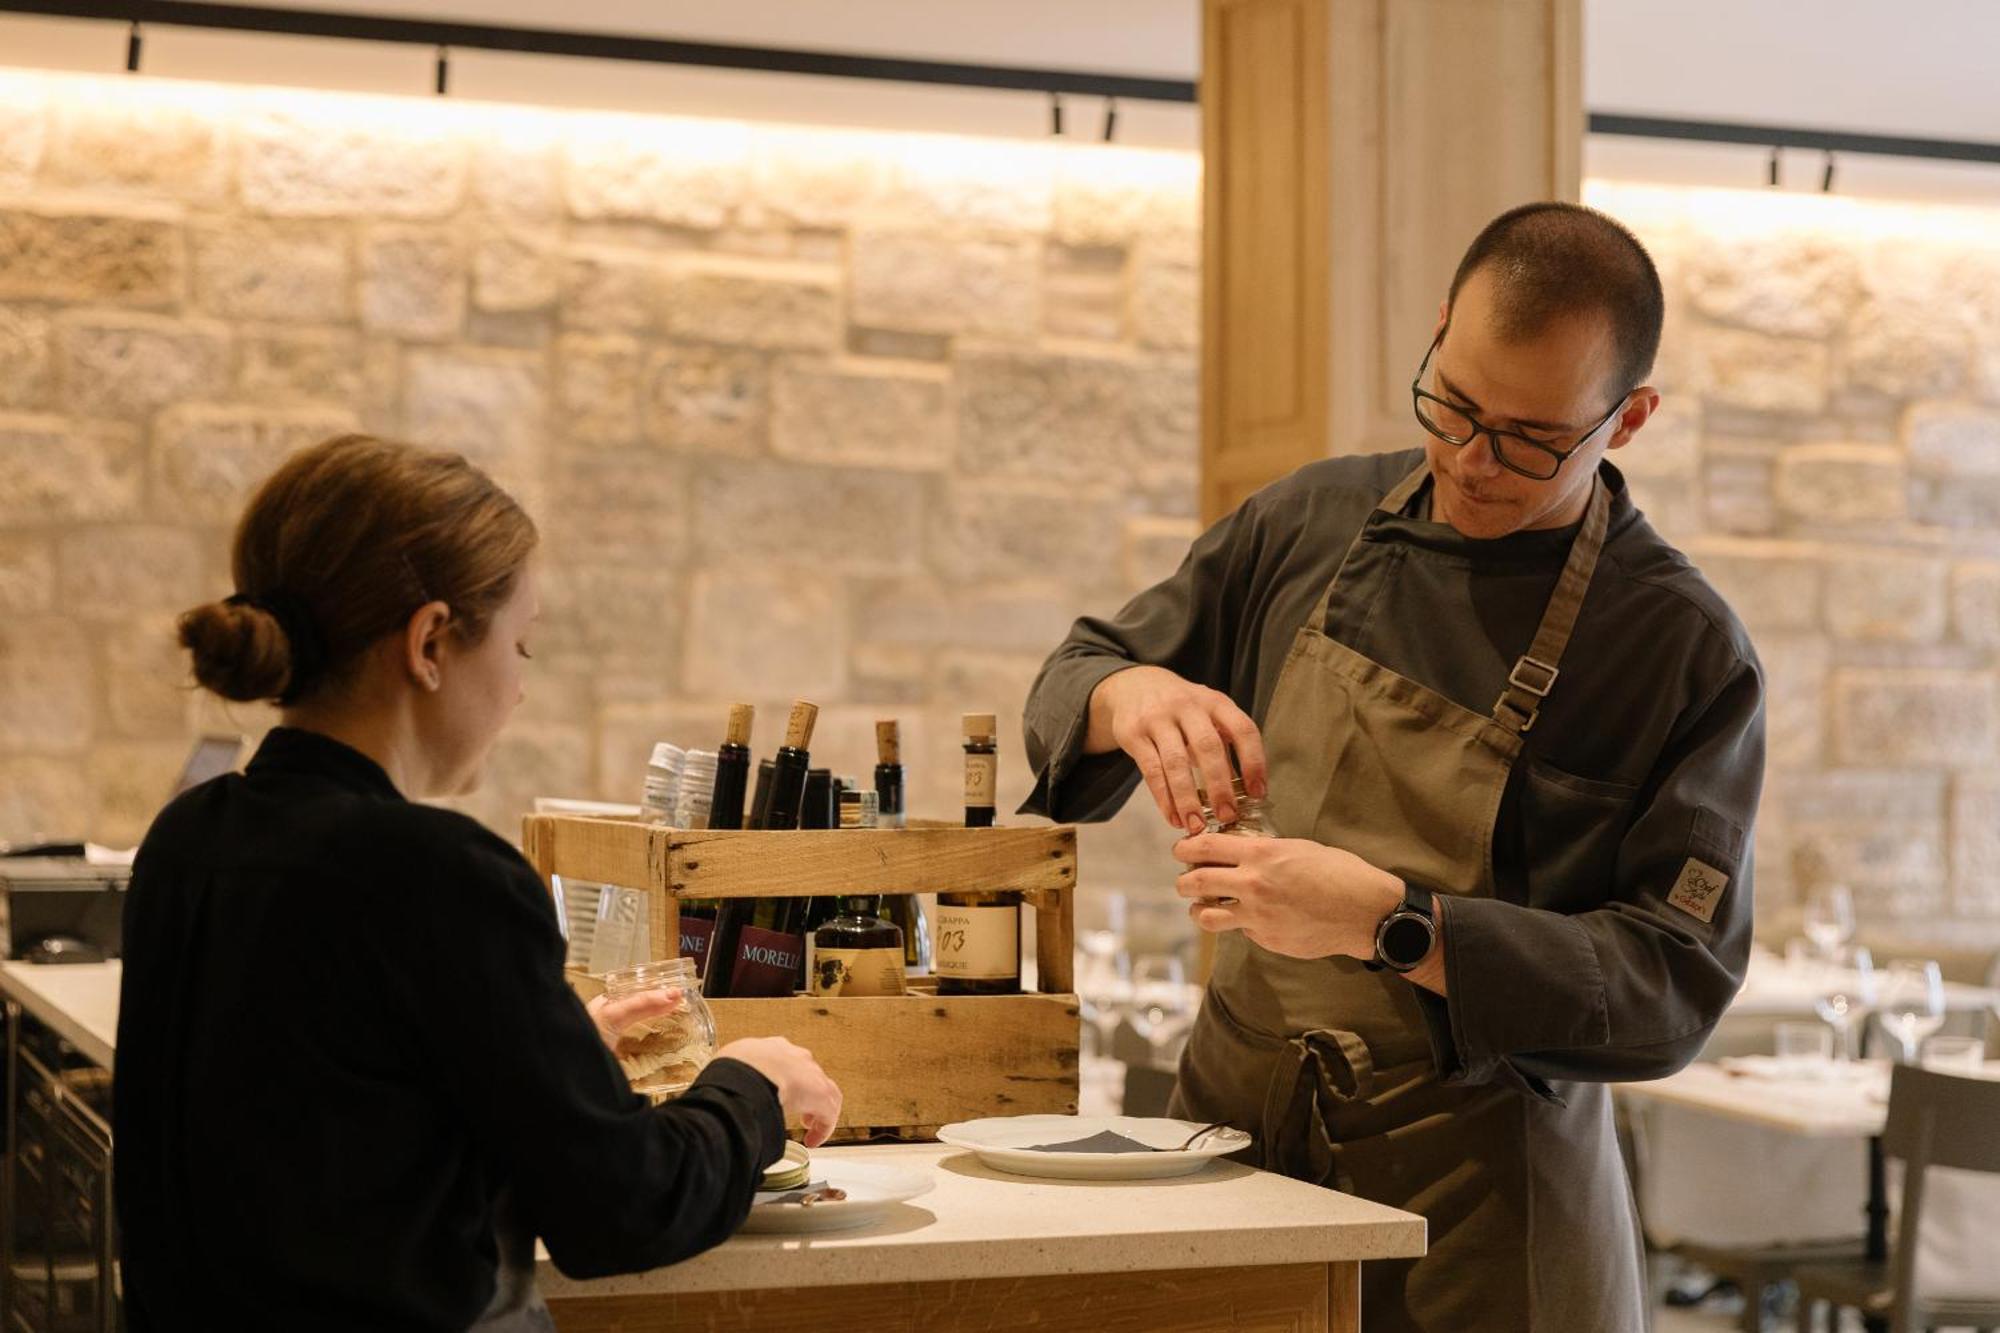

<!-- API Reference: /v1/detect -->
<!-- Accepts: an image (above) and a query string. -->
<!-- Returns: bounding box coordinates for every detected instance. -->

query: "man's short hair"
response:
[1446,201,1664,400]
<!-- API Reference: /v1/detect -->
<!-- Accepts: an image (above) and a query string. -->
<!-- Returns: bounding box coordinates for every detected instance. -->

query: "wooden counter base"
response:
[549,1260,1361,1332]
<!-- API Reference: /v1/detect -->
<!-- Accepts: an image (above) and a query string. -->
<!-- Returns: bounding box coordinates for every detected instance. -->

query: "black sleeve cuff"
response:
[686,1057,788,1169]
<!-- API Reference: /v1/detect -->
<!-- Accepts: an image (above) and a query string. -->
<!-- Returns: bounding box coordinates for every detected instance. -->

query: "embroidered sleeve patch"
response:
[1666,857,1729,924]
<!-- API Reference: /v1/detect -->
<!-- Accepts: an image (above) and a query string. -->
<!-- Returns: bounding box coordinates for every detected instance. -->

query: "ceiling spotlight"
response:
[1102,96,1118,143]
[1821,150,1836,193]
[1050,93,1064,136]
[125,20,142,73]
[1766,146,1780,187]
[435,44,450,96]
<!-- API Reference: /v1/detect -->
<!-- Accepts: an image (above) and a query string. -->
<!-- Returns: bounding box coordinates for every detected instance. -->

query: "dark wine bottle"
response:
[963,712,997,829]
[703,700,820,999]
[678,703,754,980]
[874,720,906,830]
[811,895,907,997]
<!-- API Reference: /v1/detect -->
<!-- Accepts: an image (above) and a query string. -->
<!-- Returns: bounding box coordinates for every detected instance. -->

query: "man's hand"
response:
[1172,833,1403,960]
[1086,665,1269,834]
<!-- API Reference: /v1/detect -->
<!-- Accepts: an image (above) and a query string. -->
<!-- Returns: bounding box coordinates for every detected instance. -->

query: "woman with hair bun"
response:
[116,434,840,1331]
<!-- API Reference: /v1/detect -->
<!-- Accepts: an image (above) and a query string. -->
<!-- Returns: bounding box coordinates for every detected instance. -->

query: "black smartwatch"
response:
[1368,882,1438,974]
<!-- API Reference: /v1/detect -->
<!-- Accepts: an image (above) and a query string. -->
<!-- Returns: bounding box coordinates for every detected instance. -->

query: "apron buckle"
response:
[1496,655,1560,733]
[1507,655,1560,698]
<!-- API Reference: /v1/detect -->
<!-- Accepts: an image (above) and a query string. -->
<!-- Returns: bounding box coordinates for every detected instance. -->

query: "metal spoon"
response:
[1166,1120,1234,1152]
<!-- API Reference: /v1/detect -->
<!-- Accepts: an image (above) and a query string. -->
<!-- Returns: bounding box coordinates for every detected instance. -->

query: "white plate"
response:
[739,1158,935,1234]
[936,1115,1252,1180]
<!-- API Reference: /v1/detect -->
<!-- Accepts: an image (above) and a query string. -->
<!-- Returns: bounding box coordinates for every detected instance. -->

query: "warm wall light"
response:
[1587,177,2000,250]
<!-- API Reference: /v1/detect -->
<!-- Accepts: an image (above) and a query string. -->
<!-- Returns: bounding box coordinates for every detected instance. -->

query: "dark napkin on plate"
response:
[1027,1130,1157,1154]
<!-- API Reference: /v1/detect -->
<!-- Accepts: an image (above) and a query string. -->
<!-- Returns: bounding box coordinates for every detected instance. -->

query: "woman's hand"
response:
[1086,665,1268,834]
[714,1037,844,1148]
[1171,833,1403,960]
[587,986,683,1054]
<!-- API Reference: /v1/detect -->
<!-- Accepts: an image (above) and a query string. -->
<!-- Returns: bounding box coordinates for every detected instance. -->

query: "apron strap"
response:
[1492,473,1612,736]
[1307,462,1433,630]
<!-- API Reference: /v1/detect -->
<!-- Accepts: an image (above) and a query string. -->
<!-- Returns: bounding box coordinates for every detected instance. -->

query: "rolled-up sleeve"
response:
[1417,652,1764,1099]
[1020,502,1260,824]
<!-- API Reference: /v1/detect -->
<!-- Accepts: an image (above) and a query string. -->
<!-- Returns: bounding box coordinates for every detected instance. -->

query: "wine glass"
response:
[1130,954,1193,1062]
[1801,884,1855,961]
[1879,959,1946,1065]
[1813,945,1875,1062]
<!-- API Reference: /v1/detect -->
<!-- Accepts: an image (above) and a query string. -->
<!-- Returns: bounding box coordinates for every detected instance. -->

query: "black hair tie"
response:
[224,589,329,704]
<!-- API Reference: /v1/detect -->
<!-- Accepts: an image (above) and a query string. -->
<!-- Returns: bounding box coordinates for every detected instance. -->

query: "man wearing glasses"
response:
[1022,202,1762,1331]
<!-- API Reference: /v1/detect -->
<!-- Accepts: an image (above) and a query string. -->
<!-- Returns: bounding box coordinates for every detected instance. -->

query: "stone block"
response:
[559,247,662,334]
[238,101,465,218]
[100,615,194,738]
[1684,538,1821,634]
[563,121,748,228]
[1123,516,1200,595]
[879,137,1055,234]
[929,480,1121,589]
[1952,563,2000,648]
[1043,243,1128,343]
[471,128,561,220]
[473,226,559,313]
[1821,551,1947,643]
[1685,232,1861,338]
[44,93,226,203]
[683,567,849,699]
[1701,441,1780,536]
[57,527,203,616]
[771,357,950,470]
[54,312,232,422]
[537,561,682,670]
[0,204,183,305]
[0,617,93,752]
[1842,296,1969,401]
[1691,325,1830,416]
[0,306,51,408]
[237,326,364,405]
[691,458,926,574]
[360,226,466,340]
[1780,769,1950,920]
[0,534,52,614]
[1948,773,2000,917]
[0,77,45,193]
[661,257,841,352]
[540,447,687,564]
[1131,243,1198,352]
[1624,475,1702,545]
[850,230,1040,339]
[1052,150,1200,250]
[1772,443,1906,527]
[1129,355,1200,516]
[643,344,770,456]
[555,334,642,447]
[1757,634,1828,769]
[153,403,358,524]
[0,756,89,845]
[191,221,352,324]
[748,128,890,229]
[1611,397,1698,483]
[855,581,1078,656]
[1905,403,2000,476]
[955,345,1139,485]
[1830,669,1997,768]
[402,349,546,506]
[0,414,143,523]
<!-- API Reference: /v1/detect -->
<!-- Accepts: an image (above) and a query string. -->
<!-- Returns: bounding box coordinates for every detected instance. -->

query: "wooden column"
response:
[1200,0,1583,523]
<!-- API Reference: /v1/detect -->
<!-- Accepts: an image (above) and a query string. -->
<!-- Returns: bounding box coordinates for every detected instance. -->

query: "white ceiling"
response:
[1,0,1996,200]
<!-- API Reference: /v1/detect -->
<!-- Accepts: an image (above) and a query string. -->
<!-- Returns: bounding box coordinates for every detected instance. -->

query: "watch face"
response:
[1381,913,1434,968]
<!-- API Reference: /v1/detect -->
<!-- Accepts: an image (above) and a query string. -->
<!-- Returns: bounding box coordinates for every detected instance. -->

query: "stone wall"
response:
[0,70,1201,912]
[3,68,1998,948]
[1589,181,2000,947]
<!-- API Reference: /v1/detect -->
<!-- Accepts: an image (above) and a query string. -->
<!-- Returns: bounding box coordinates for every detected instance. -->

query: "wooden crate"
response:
[522,815,1080,1139]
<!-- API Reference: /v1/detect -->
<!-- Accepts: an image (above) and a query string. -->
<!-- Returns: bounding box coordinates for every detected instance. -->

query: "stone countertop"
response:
[0,959,120,1070]
[537,1140,1426,1298]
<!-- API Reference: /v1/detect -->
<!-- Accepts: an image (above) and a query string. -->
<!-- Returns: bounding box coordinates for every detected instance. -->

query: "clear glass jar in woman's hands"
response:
[599,957,717,1101]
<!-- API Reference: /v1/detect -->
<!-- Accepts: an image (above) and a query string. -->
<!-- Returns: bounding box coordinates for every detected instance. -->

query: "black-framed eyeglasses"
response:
[1410,334,1632,482]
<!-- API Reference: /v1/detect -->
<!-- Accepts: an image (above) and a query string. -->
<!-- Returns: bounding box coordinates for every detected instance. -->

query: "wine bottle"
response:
[963,713,997,829]
[704,700,819,999]
[811,895,907,997]
[874,720,906,830]
[678,705,753,981]
[934,888,1022,996]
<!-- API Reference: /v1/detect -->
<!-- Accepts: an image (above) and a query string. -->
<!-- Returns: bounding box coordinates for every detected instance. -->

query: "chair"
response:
[1793,1064,2000,1333]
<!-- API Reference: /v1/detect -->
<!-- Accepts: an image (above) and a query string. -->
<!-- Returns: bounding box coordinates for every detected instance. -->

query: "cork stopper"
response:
[724,703,755,748]
[783,699,820,751]
[963,712,997,743]
[875,719,902,765]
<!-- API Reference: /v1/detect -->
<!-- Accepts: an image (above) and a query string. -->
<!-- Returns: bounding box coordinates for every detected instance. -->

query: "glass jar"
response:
[601,957,717,1103]
[1202,776,1276,838]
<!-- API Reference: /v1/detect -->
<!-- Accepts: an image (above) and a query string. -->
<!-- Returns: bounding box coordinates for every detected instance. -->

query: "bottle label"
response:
[933,903,1018,981]
[729,925,805,997]
[678,915,716,977]
[964,752,997,808]
[811,947,908,997]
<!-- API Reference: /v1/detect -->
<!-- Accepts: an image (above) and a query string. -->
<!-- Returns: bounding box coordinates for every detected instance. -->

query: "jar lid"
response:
[603,956,698,994]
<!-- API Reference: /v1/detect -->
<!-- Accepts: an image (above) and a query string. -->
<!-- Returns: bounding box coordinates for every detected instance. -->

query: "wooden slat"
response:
[1330,1260,1360,1333]
[707,993,1079,1131]
[669,827,1077,901]
[548,1261,1334,1333]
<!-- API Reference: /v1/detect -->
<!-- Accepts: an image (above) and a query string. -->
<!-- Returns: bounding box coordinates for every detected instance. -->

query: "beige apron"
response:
[1171,462,1646,1332]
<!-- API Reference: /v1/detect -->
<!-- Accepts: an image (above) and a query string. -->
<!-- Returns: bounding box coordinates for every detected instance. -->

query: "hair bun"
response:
[178,599,294,703]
